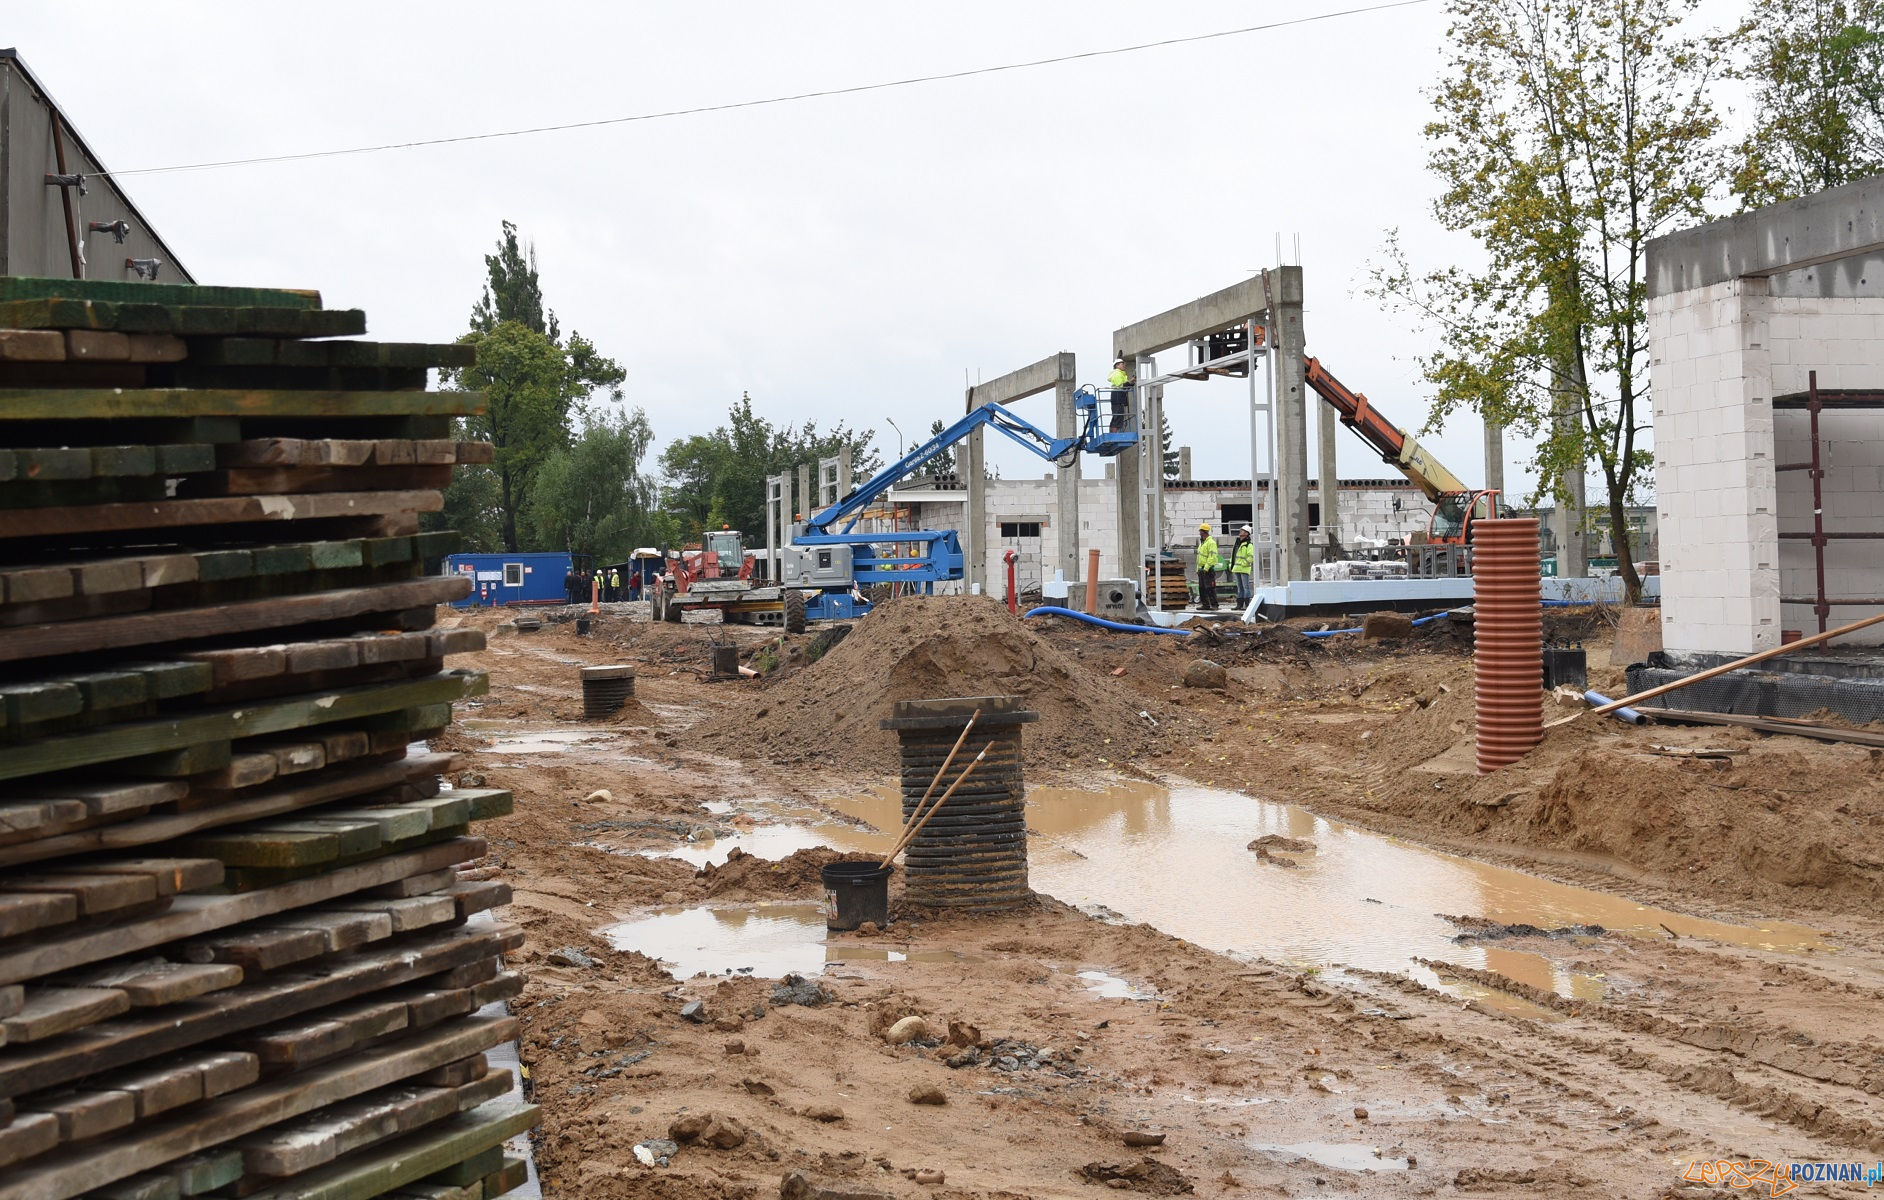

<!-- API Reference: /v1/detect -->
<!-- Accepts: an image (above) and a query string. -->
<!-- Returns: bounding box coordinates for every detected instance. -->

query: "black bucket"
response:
[820,860,891,931]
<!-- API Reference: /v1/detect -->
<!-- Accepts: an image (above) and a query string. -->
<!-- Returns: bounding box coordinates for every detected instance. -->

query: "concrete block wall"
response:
[1649,280,1884,653]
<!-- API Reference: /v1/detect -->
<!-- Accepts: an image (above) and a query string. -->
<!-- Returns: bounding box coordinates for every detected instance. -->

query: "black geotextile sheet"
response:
[1626,652,1884,724]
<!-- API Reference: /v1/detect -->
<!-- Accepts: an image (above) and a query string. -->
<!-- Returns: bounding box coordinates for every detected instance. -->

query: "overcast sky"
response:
[11,1,1736,498]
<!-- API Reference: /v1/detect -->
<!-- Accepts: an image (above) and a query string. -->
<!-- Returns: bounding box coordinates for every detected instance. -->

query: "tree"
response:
[524,407,666,561]
[658,394,880,540]
[439,223,626,551]
[1370,0,1727,601]
[925,419,956,477]
[1731,0,1884,207]
[1159,411,1180,480]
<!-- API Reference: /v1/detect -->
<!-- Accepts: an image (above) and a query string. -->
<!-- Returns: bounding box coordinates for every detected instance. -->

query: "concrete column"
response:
[1549,358,1589,576]
[1483,419,1506,498]
[1268,267,1311,582]
[1317,383,1340,554]
[964,390,988,592]
[1178,446,1192,481]
[796,462,811,524]
[1147,379,1166,552]
[1054,373,1081,585]
[1117,364,1143,591]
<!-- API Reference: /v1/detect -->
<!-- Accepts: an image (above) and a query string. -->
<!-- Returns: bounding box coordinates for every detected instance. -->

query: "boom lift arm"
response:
[1302,356,1497,546]
[804,387,1131,536]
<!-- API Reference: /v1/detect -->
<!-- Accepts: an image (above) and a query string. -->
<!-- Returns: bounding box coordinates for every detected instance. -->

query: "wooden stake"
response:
[880,746,989,869]
[896,708,979,840]
[1593,609,1884,714]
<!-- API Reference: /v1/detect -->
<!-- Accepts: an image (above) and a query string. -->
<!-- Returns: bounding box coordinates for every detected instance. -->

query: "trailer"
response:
[444,551,574,608]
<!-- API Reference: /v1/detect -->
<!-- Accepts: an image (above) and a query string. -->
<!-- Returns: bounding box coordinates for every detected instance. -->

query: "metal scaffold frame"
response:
[1775,369,1884,631]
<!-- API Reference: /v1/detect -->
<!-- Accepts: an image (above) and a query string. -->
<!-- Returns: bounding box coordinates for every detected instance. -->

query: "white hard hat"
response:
[1239,524,1252,533]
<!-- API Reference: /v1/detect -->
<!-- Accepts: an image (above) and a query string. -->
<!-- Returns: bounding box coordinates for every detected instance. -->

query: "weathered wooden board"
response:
[0,385,475,421]
[0,924,517,1102]
[0,577,470,665]
[192,465,456,498]
[0,301,364,338]
[0,279,322,310]
[0,488,441,540]
[0,836,484,987]
[3,987,132,1042]
[0,755,452,870]
[0,669,484,782]
[0,1015,519,1200]
[235,1100,537,1200]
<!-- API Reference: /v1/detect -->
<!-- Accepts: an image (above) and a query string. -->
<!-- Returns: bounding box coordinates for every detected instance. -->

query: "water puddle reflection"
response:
[813,780,1824,1004]
[1253,1141,1409,1172]
[601,903,965,979]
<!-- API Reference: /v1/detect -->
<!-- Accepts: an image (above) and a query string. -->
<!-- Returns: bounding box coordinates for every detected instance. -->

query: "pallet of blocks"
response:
[0,277,537,1200]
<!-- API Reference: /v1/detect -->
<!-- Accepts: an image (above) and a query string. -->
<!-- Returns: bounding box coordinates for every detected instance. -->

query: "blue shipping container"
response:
[444,552,574,608]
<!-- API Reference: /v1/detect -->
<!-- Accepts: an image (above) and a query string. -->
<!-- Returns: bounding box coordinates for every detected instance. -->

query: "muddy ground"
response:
[450,595,1884,1198]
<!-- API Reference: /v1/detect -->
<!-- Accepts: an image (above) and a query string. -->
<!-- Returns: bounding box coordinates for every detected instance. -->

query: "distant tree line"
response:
[430,223,880,562]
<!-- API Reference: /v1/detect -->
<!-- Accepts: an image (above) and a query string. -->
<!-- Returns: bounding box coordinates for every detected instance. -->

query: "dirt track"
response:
[449,595,1884,1198]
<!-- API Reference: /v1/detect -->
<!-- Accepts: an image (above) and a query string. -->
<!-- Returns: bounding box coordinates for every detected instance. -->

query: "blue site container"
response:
[444,551,574,608]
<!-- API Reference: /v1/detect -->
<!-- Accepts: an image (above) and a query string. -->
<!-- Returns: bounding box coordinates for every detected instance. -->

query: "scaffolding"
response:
[1775,370,1884,633]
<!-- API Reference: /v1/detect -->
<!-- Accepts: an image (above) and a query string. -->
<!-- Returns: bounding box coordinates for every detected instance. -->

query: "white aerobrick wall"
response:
[1648,279,1884,653]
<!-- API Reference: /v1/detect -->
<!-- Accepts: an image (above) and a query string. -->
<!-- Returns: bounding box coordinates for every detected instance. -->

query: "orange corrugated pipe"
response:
[1472,518,1543,774]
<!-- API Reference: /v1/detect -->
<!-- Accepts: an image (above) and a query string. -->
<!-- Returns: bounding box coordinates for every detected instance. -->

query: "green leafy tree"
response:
[1731,0,1884,207]
[524,407,664,561]
[659,394,880,540]
[1370,0,1726,602]
[426,458,501,552]
[1160,411,1180,480]
[438,223,626,551]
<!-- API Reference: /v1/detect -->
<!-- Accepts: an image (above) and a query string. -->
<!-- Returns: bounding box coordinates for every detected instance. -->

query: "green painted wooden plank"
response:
[90,446,157,476]
[0,681,82,725]
[361,537,413,567]
[308,541,366,571]
[46,670,148,711]
[118,661,215,700]
[0,278,321,310]
[253,544,315,575]
[195,550,255,582]
[175,829,339,868]
[427,1145,505,1188]
[462,791,514,822]
[0,388,478,420]
[13,448,91,480]
[117,741,232,778]
[239,1101,537,1200]
[154,444,218,473]
[0,671,486,782]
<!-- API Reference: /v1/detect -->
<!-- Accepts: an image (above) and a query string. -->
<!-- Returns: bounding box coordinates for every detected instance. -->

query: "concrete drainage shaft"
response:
[882,695,1039,910]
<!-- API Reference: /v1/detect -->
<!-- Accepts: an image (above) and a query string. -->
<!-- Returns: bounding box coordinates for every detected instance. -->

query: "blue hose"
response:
[1021,606,1193,635]
[1583,689,1648,724]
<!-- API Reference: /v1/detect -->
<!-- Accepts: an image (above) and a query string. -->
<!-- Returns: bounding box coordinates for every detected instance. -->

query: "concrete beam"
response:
[965,353,1076,592]
[1112,274,1282,361]
[966,352,1073,408]
[1647,172,1884,297]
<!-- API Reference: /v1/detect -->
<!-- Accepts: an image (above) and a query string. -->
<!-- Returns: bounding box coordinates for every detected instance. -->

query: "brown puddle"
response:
[601,903,966,980]
[813,780,1826,1005]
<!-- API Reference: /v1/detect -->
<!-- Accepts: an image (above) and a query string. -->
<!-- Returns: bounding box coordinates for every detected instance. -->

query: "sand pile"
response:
[688,593,1176,773]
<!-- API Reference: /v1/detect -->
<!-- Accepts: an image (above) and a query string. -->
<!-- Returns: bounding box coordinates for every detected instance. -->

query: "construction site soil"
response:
[448,595,1884,1198]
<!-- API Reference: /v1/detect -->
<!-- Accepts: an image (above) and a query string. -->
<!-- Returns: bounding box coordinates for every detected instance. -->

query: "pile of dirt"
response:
[1337,668,1884,912]
[692,846,876,901]
[685,594,1179,773]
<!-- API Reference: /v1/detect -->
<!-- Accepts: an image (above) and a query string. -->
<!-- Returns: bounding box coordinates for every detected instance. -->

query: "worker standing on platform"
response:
[1107,359,1132,431]
[1195,522,1222,610]
[1231,524,1254,607]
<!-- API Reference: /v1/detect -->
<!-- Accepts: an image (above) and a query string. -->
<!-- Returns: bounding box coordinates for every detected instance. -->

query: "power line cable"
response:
[101,0,1435,178]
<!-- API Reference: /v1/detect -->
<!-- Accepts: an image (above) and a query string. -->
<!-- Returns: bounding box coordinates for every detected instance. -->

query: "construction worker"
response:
[1106,359,1132,431]
[1231,524,1255,607]
[606,567,621,603]
[1195,522,1222,610]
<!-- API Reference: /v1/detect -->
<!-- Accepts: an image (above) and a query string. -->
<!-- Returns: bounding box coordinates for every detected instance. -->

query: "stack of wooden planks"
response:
[0,278,536,1200]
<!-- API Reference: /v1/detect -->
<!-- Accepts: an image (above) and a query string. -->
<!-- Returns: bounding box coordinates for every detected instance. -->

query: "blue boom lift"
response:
[768,385,1137,625]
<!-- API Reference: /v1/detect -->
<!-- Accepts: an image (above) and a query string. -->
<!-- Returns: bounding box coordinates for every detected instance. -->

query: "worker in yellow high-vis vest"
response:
[1231,524,1255,607]
[1194,522,1222,610]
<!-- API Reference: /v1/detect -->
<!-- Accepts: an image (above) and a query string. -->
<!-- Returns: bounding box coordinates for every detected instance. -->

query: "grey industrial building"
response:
[0,48,191,282]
